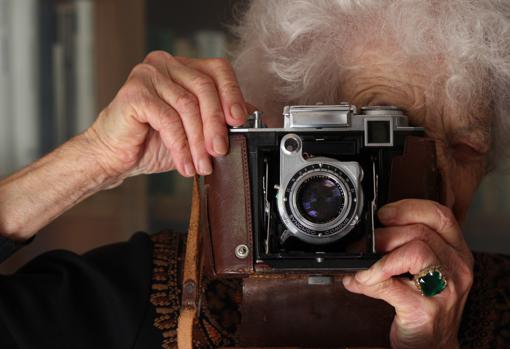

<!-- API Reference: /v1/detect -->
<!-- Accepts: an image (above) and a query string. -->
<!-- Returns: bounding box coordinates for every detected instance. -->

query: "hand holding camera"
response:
[85,51,248,183]
[344,199,474,349]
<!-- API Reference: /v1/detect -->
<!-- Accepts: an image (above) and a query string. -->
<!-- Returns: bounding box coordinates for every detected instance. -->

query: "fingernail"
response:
[184,162,195,177]
[342,275,353,286]
[378,206,396,221]
[198,158,212,175]
[355,270,371,284]
[230,103,246,121]
[213,136,228,155]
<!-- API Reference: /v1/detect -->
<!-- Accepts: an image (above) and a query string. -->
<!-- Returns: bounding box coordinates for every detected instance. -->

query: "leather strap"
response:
[177,176,203,349]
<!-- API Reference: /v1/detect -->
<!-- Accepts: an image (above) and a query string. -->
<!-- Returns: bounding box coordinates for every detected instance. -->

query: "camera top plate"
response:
[231,103,424,134]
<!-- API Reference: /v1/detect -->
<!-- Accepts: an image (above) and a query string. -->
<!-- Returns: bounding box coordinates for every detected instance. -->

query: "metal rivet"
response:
[235,244,249,259]
[184,281,195,294]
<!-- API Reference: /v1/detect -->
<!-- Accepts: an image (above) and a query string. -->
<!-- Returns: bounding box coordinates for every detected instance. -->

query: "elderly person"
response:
[0,1,509,348]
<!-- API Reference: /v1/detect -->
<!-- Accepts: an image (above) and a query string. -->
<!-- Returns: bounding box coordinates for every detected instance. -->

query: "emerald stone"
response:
[417,270,447,297]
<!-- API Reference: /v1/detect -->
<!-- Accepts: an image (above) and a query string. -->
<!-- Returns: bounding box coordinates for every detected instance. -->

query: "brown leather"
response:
[178,176,203,349]
[388,136,442,204]
[238,275,393,348]
[200,183,216,279]
[197,134,441,348]
[204,134,254,276]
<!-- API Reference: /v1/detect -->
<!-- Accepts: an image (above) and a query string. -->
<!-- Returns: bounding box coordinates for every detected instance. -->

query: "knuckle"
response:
[221,80,242,96]
[174,92,199,114]
[168,134,188,154]
[380,254,392,277]
[207,57,230,69]
[117,81,147,103]
[191,74,215,92]
[406,240,433,269]
[457,259,474,292]
[204,111,226,124]
[132,63,158,78]
[398,303,435,330]
[408,239,430,256]
[378,257,394,279]
[424,302,440,323]
[374,278,395,295]
[410,223,431,241]
[465,250,475,270]
[464,271,474,292]
[144,50,172,64]
[433,203,456,232]
[156,106,176,127]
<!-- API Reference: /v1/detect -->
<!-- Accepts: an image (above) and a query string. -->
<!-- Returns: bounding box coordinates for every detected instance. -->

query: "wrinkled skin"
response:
[86,51,488,348]
[88,51,249,180]
[337,52,486,349]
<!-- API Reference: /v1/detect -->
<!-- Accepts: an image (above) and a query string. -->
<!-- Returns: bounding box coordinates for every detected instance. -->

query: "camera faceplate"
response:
[277,133,364,245]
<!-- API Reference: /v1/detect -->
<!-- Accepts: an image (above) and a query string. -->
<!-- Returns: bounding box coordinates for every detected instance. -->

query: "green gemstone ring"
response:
[414,265,448,297]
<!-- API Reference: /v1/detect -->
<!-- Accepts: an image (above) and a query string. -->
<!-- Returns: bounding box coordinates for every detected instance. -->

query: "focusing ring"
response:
[282,163,362,243]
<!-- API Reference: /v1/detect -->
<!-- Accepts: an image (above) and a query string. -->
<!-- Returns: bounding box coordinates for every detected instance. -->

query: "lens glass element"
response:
[296,176,344,224]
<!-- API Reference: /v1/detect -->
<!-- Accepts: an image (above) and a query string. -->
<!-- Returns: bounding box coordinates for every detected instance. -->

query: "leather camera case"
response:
[203,134,442,278]
[199,134,442,348]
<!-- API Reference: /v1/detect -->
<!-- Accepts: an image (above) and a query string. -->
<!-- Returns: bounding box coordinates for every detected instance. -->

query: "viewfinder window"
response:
[365,119,393,146]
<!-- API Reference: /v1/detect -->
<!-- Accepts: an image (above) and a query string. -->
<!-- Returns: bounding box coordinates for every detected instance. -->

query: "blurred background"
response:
[0,0,508,272]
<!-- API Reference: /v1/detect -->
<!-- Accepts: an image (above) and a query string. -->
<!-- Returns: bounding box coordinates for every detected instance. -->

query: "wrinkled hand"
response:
[85,51,248,181]
[343,199,474,349]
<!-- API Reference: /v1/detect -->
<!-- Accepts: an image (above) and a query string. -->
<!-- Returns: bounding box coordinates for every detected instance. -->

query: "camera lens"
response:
[296,176,344,224]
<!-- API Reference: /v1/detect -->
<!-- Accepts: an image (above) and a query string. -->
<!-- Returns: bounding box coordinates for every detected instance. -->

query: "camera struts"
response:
[263,157,271,255]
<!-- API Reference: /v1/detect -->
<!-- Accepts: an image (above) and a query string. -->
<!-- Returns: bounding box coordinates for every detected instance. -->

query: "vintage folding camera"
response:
[203,103,441,275]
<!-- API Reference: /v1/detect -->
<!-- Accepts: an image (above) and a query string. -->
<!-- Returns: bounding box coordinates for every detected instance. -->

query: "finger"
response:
[130,92,195,177]
[375,224,452,256]
[164,59,229,157]
[374,224,474,293]
[343,275,435,319]
[136,56,212,175]
[137,129,175,173]
[176,56,248,126]
[355,240,439,286]
[378,199,464,249]
[145,66,212,175]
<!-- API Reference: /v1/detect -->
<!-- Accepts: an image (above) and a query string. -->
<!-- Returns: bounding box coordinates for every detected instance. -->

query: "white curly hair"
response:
[231,0,510,168]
